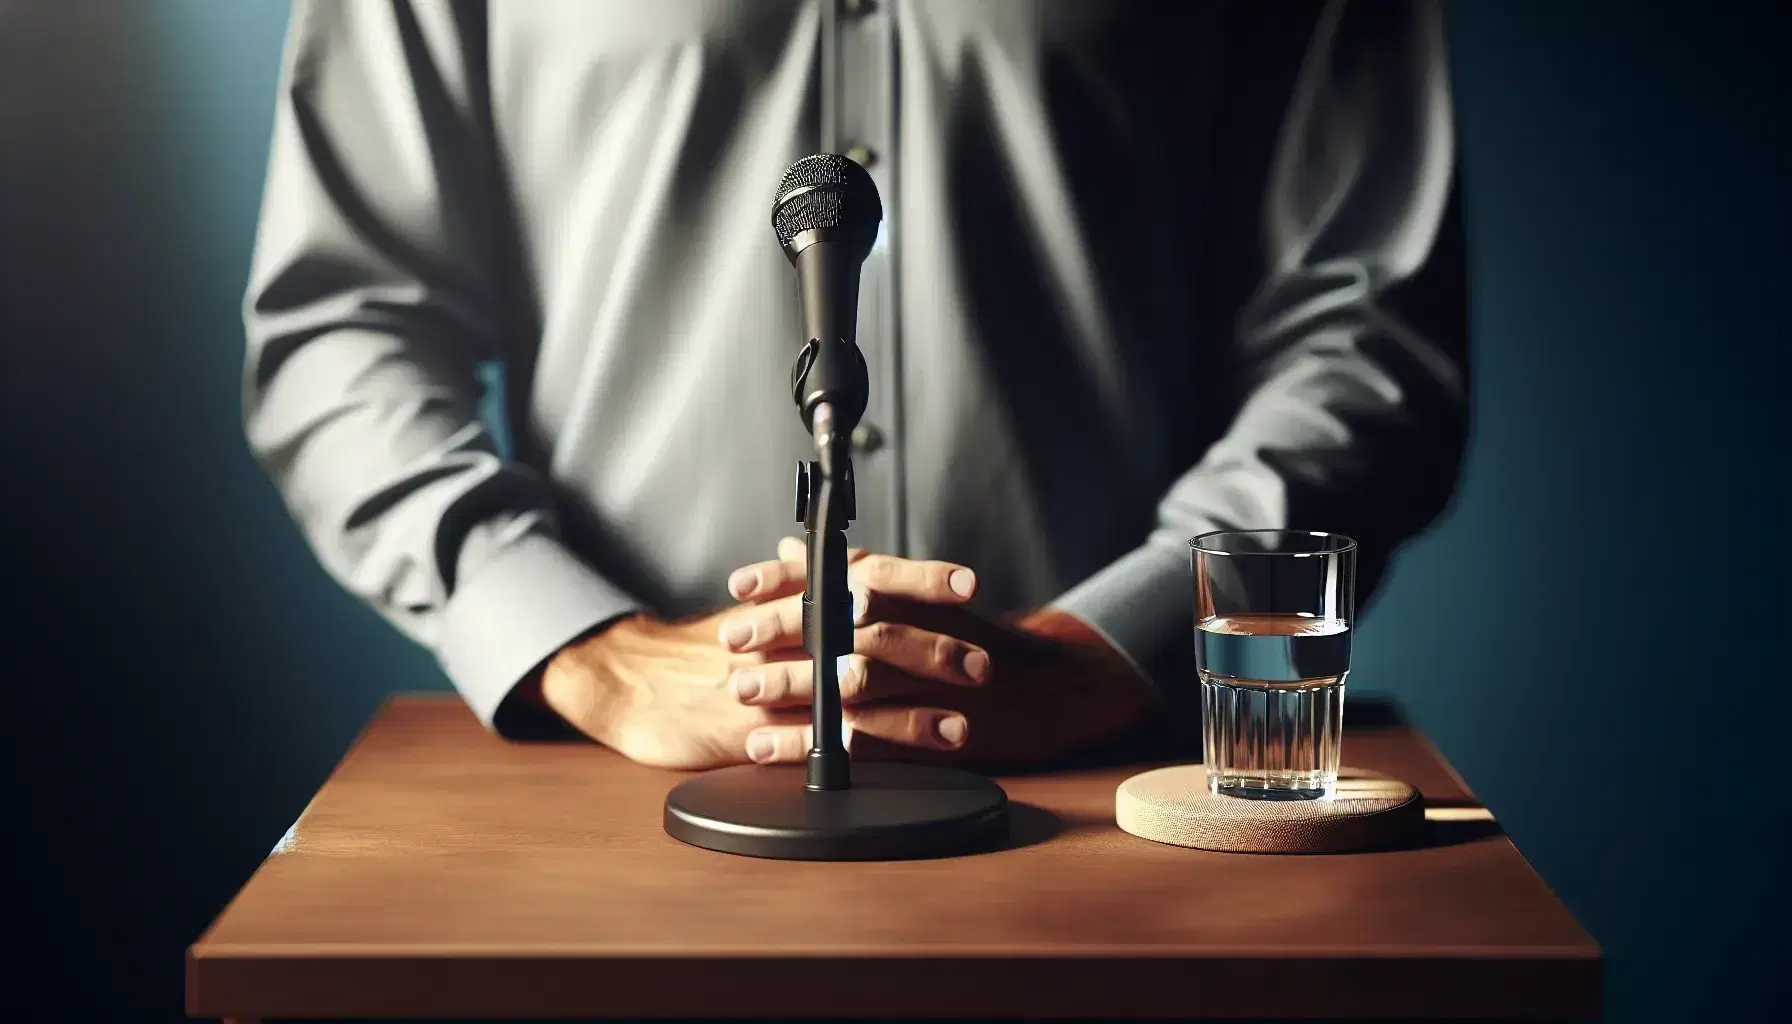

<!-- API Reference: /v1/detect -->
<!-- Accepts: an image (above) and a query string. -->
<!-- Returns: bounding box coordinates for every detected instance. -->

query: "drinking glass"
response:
[1192,530,1356,800]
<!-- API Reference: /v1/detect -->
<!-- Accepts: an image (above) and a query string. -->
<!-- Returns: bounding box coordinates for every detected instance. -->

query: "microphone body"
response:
[790,243,870,442]
[796,241,862,351]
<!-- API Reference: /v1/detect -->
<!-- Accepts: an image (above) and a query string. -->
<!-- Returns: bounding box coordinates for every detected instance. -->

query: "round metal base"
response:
[664,761,1010,861]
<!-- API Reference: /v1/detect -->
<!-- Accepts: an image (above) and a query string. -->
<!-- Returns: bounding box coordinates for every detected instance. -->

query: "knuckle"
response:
[540,665,593,720]
[759,561,789,591]
[840,655,871,698]
[931,635,959,673]
[861,555,896,589]
[903,708,934,744]
[761,663,791,701]
[760,605,794,639]
[865,619,899,648]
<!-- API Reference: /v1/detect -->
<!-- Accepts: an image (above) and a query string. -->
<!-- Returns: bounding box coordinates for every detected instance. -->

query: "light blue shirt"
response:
[243,0,1468,731]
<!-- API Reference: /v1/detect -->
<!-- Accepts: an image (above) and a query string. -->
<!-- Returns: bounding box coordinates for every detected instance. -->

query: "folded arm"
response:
[244,0,641,731]
[1054,0,1470,688]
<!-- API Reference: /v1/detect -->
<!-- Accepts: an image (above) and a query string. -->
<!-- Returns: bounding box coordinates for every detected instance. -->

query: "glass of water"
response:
[1192,530,1356,800]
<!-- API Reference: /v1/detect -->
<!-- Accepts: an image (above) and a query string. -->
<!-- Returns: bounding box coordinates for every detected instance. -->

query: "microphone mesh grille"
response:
[773,154,881,249]
[774,190,845,242]
[776,153,855,196]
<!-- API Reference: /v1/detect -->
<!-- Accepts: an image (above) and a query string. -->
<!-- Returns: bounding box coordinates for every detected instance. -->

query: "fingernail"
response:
[936,715,968,747]
[728,568,759,599]
[747,733,775,762]
[963,648,990,683]
[949,569,976,598]
[851,586,869,624]
[720,619,754,650]
[732,670,763,701]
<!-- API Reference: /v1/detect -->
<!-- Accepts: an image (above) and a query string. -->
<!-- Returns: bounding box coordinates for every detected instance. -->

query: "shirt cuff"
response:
[1050,540,1194,701]
[436,529,643,733]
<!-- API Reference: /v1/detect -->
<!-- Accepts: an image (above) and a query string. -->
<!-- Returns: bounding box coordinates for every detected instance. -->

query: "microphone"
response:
[773,153,877,446]
[773,154,880,791]
[661,154,1008,862]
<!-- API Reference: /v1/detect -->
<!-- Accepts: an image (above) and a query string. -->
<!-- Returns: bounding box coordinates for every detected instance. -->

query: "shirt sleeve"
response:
[243,0,642,731]
[1053,0,1470,690]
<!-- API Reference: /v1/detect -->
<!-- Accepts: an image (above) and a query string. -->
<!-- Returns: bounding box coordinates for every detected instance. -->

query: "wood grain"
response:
[187,696,1600,1019]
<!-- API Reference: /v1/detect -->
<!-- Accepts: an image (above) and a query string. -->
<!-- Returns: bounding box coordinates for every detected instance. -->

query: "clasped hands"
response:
[539,539,1157,772]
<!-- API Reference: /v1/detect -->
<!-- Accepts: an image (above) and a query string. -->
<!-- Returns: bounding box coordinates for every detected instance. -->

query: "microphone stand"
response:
[798,400,854,792]
[662,345,1009,861]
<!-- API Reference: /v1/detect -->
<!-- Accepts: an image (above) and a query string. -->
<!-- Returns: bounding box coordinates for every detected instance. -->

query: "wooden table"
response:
[188,696,1600,1020]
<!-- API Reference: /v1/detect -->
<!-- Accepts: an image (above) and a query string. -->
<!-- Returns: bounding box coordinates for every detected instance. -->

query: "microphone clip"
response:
[795,455,856,531]
[790,336,870,440]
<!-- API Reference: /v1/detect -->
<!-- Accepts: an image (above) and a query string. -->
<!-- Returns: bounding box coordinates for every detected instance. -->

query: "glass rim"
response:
[1189,528,1358,556]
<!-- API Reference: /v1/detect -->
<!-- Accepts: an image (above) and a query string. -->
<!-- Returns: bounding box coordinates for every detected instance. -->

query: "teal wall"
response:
[3,1,1781,1019]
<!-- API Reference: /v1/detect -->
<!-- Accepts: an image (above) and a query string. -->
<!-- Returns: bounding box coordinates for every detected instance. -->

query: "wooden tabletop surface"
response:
[188,695,1600,1020]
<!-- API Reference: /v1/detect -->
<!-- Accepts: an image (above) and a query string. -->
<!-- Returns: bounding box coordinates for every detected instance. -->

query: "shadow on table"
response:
[999,800,1063,850]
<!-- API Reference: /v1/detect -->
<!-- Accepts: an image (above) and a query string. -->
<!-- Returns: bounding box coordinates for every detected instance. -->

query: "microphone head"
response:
[772,153,882,261]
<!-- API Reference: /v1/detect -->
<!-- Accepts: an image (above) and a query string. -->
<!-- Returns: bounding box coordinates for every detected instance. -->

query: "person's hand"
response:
[717,538,993,764]
[721,541,1161,771]
[535,610,813,770]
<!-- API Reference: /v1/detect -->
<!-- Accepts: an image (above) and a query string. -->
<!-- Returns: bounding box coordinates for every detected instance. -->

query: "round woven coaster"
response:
[1116,765,1422,854]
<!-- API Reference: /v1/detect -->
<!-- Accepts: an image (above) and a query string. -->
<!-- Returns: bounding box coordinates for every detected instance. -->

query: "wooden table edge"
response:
[188,944,1603,1020]
[190,940,1602,958]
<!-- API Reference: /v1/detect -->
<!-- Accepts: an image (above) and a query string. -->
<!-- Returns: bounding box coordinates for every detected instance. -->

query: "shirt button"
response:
[841,0,877,17]
[852,421,887,456]
[844,144,878,169]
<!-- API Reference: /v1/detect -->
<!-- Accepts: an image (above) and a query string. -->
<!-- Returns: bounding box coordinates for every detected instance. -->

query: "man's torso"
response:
[474,0,1323,615]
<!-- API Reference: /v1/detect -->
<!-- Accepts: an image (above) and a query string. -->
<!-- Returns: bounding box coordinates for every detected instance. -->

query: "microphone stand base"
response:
[664,761,1009,861]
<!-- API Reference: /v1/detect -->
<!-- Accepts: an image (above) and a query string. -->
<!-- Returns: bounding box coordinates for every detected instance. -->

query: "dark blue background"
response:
[3,1,1784,1020]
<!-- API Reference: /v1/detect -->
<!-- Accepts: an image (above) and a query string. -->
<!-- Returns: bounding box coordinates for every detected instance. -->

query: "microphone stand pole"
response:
[662,348,1009,861]
[799,401,854,791]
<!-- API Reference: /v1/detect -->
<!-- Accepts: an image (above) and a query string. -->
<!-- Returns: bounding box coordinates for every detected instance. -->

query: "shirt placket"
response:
[826,0,905,557]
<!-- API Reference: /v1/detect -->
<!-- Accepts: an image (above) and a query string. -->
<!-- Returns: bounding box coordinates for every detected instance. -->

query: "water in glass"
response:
[1198,612,1348,800]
